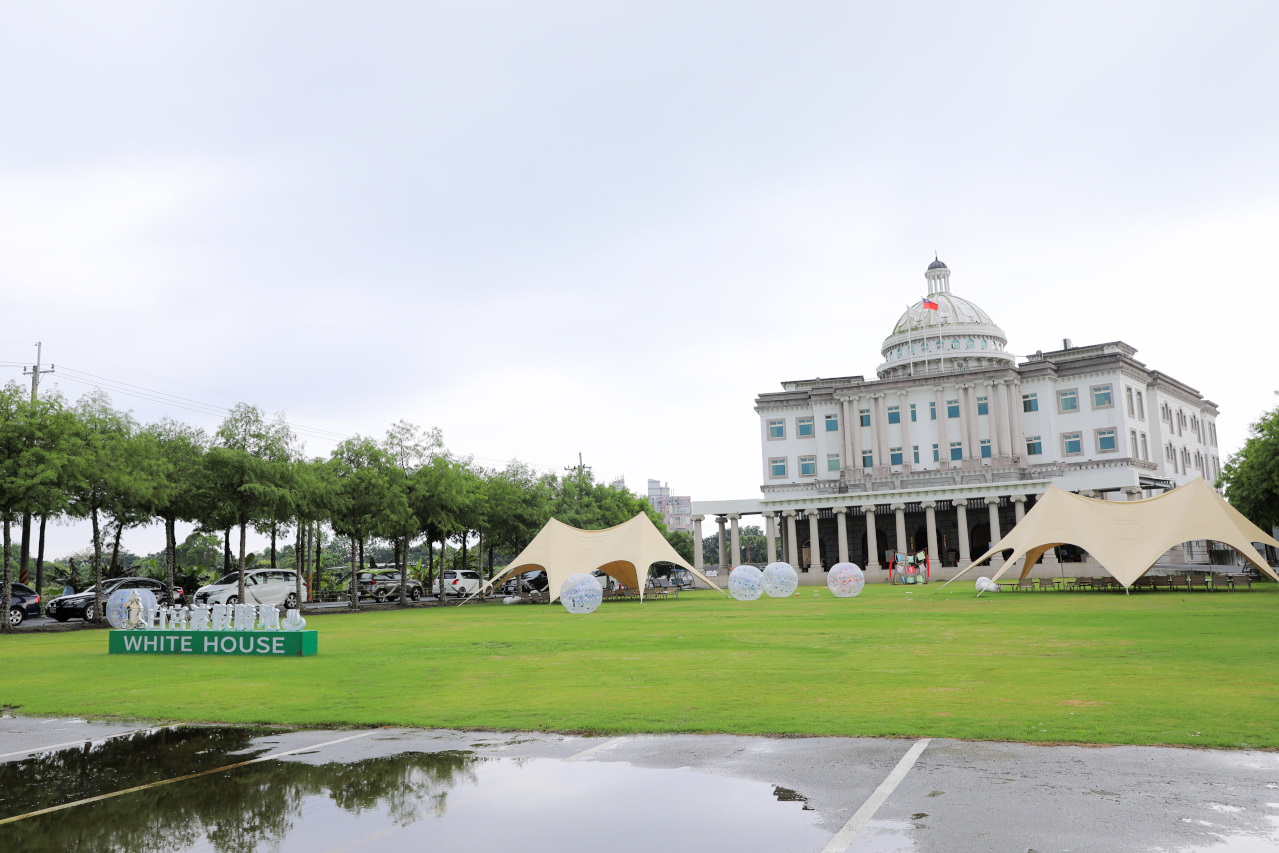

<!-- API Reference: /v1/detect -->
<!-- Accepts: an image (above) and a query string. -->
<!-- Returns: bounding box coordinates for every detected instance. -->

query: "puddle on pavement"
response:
[2,728,830,853]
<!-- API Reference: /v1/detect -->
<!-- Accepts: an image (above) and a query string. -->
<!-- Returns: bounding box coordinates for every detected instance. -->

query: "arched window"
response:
[951,339,959,349]
[897,347,903,357]
[967,339,974,349]
[981,339,987,349]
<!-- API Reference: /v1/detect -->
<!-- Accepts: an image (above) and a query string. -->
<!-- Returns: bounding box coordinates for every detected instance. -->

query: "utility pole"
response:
[564,452,591,478]
[19,342,55,586]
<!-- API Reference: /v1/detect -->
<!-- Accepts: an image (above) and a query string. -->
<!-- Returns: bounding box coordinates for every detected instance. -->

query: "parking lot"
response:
[2,716,1277,851]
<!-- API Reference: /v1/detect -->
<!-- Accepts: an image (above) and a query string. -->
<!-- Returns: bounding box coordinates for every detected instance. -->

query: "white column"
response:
[1010,379,1025,463]
[784,511,799,566]
[986,496,1003,569]
[1123,487,1142,501]
[763,512,777,563]
[892,502,907,555]
[897,389,911,467]
[984,379,999,457]
[922,500,939,568]
[834,506,849,564]
[692,515,705,570]
[934,386,948,467]
[1012,495,1027,523]
[956,501,970,567]
[716,516,728,568]
[876,393,890,465]
[956,384,971,460]
[850,395,864,474]
[994,380,1011,459]
[965,383,980,460]
[864,506,879,571]
[728,513,742,565]
[808,511,823,571]
[865,395,880,468]
[841,398,854,471]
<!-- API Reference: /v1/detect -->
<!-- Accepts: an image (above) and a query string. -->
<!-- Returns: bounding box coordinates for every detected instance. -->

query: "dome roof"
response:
[889,293,1003,337]
[927,257,948,270]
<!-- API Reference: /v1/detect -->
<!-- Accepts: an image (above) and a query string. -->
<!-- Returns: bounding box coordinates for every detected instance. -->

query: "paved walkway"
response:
[2,716,1276,851]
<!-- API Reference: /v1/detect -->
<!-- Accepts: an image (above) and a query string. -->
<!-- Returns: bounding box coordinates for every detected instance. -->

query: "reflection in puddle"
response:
[773,785,814,810]
[3,730,826,853]
[849,819,916,853]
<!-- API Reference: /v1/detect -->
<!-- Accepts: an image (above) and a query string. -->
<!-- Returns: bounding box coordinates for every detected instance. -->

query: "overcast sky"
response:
[2,2,1275,560]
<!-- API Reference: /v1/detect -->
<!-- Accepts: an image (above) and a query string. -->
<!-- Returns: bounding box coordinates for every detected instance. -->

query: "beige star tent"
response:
[468,513,727,603]
[942,479,1279,592]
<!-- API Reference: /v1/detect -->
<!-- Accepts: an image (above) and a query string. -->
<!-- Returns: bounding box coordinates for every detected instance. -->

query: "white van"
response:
[194,570,300,608]
[432,570,482,597]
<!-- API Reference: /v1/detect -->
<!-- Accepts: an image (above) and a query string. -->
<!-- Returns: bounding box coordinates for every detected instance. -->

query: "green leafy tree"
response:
[1219,406,1279,537]
[382,421,441,606]
[143,419,209,605]
[328,437,406,610]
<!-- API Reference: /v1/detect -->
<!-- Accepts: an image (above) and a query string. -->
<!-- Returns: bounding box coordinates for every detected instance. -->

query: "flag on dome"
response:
[921,298,939,310]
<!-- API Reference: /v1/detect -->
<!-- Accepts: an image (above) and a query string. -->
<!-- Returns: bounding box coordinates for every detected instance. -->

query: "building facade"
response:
[647,479,693,534]
[691,258,1223,581]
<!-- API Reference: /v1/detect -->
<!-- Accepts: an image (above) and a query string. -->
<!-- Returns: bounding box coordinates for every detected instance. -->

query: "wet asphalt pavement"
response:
[2,716,1278,852]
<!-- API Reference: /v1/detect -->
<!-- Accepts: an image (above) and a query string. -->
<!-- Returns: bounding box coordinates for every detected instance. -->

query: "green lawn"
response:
[3,584,1277,749]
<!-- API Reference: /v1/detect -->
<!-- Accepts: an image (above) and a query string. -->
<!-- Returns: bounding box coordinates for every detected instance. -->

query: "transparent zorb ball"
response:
[106,588,158,629]
[761,562,799,598]
[728,565,764,601]
[827,563,865,598]
[559,573,603,614]
[975,576,992,592]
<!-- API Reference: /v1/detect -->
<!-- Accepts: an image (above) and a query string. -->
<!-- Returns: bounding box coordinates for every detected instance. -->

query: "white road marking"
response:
[0,726,165,760]
[0,730,375,825]
[819,738,931,853]
[563,736,628,762]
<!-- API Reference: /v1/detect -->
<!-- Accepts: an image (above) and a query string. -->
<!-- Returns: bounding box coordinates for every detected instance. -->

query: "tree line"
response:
[0,384,691,631]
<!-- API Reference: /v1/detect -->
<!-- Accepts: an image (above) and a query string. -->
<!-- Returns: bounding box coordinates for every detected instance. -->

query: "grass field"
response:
[2,584,1277,749]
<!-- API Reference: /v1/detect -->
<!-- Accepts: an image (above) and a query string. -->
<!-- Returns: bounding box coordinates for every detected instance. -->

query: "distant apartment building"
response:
[647,479,693,534]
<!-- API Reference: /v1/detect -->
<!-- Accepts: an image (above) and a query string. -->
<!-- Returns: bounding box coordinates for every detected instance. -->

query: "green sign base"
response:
[108,630,317,656]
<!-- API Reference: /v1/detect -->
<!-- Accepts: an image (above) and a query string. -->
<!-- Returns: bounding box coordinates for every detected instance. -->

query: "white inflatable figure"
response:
[975,577,991,592]
[258,604,280,631]
[728,565,764,601]
[559,573,603,614]
[189,605,211,630]
[986,582,1001,593]
[761,562,799,598]
[210,603,232,631]
[827,563,866,598]
[232,603,256,631]
[281,609,306,631]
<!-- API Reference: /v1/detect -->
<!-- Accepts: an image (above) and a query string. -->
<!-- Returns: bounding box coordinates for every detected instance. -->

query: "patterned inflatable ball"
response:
[827,562,865,598]
[728,565,764,601]
[106,588,159,629]
[975,576,992,592]
[761,562,799,598]
[559,573,603,614]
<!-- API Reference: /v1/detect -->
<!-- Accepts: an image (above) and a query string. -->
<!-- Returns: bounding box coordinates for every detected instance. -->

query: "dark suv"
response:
[7,583,42,627]
[357,570,423,602]
[45,577,184,623]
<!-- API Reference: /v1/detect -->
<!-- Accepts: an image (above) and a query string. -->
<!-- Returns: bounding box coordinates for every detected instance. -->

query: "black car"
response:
[7,583,42,627]
[357,570,423,602]
[44,577,184,623]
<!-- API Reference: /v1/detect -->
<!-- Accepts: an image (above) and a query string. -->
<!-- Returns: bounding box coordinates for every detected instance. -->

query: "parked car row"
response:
[43,577,184,624]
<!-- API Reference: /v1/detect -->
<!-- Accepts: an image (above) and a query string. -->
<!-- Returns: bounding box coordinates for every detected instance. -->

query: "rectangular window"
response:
[1096,428,1117,452]
[890,447,903,466]
[1026,435,1042,456]
[1092,384,1113,409]
[1126,387,1134,416]
[887,405,900,425]
[797,417,814,438]
[929,401,937,420]
[932,444,940,462]
[1062,432,1083,456]
[1059,390,1079,412]
[862,450,873,468]
[1130,430,1139,457]
[799,455,817,476]
[947,399,960,418]
[1136,391,1144,420]
[1023,393,1038,413]
[912,445,920,464]
[910,404,917,422]
[980,439,992,459]
[976,396,989,416]
[1140,433,1148,460]
[949,442,963,461]
[827,453,840,472]
[767,419,784,439]
[769,457,787,478]
[859,409,870,427]
[824,414,839,432]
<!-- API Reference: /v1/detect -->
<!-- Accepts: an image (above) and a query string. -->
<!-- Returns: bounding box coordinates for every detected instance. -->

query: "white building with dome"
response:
[691,258,1225,582]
